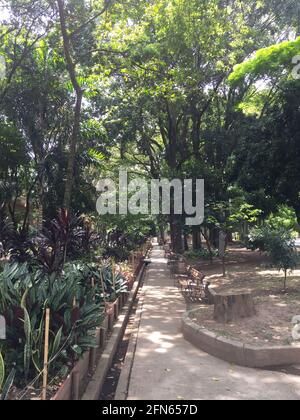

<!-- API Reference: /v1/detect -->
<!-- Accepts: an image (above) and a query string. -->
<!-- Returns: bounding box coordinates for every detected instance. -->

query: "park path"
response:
[126,244,300,400]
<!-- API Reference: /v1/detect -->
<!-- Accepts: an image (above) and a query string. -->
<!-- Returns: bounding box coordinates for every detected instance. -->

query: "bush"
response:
[0,259,128,388]
[247,227,264,251]
[0,208,103,272]
[248,226,298,290]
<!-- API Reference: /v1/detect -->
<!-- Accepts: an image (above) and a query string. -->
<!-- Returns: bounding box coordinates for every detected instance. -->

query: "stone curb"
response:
[182,308,300,368]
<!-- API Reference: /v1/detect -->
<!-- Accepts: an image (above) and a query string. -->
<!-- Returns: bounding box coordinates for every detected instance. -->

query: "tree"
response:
[91,0,289,252]
[248,226,298,291]
[56,0,113,212]
[230,80,300,224]
[56,0,84,211]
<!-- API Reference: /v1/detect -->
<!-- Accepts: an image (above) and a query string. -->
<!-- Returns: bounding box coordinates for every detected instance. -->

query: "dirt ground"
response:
[187,246,300,347]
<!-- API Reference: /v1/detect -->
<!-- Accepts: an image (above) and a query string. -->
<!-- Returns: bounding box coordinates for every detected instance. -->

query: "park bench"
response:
[177,266,212,303]
[167,254,213,303]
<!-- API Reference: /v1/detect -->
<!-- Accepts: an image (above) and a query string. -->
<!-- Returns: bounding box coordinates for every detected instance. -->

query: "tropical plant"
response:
[101,264,128,303]
[0,208,13,257]
[0,262,105,385]
[37,209,102,273]
[0,352,15,400]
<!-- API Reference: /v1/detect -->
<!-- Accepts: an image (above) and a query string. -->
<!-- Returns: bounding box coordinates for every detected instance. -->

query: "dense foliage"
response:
[248,226,298,290]
[0,259,128,390]
[0,0,299,253]
[0,0,299,397]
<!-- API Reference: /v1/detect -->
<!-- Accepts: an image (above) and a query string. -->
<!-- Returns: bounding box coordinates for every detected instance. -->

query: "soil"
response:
[187,246,300,347]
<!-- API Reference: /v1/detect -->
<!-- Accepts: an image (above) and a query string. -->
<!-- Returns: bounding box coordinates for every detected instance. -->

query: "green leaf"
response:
[0,352,5,391]
[50,327,63,360]
[1,368,15,400]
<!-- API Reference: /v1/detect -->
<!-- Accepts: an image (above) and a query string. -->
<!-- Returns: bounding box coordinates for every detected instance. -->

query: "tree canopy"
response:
[0,0,299,252]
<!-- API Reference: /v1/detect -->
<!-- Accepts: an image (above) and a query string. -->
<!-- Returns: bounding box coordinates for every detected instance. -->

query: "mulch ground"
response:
[186,246,300,347]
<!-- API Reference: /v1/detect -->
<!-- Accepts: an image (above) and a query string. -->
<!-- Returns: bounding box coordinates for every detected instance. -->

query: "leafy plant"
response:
[36,210,102,273]
[0,208,37,265]
[248,226,298,290]
[0,352,15,400]
[0,208,13,258]
[0,261,105,385]
[9,227,36,264]
[247,227,268,252]
[101,264,128,303]
[265,205,298,232]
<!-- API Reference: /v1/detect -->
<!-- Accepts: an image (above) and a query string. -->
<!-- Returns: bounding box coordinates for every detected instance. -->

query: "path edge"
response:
[114,269,148,400]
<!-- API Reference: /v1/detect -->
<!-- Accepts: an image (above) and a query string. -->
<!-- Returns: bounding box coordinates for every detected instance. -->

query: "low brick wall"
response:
[52,264,146,400]
[182,309,300,368]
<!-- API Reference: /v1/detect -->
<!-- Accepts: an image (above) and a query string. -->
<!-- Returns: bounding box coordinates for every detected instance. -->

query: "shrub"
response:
[0,262,105,386]
[248,226,298,290]
[36,209,102,273]
[101,264,128,302]
[0,258,128,388]
[0,208,102,273]
[247,226,269,252]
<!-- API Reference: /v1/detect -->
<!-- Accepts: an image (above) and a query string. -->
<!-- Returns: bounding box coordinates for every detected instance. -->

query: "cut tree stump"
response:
[213,289,255,323]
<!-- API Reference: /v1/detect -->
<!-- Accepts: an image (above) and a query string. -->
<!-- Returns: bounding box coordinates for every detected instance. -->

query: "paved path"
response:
[127,245,300,400]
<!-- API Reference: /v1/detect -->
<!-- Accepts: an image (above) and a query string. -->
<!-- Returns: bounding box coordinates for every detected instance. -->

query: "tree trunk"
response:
[214,291,255,323]
[57,0,84,212]
[36,161,45,231]
[159,224,165,244]
[170,214,183,254]
[295,208,300,227]
[284,270,287,292]
[209,228,219,248]
[227,231,233,243]
[192,226,202,250]
[63,92,83,210]
[200,228,214,264]
[184,231,189,252]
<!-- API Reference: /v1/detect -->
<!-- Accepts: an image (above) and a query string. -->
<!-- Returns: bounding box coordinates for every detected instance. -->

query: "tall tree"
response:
[93,0,292,252]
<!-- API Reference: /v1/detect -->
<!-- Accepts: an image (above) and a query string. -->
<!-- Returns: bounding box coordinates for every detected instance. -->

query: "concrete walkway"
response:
[127,245,300,400]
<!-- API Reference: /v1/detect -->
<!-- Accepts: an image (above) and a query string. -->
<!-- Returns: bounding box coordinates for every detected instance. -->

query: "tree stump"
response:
[213,290,255,323]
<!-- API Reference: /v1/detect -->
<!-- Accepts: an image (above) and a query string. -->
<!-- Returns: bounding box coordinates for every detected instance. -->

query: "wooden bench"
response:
[166,250,180,263]
[178,267,211,303]
[168,259,213,304]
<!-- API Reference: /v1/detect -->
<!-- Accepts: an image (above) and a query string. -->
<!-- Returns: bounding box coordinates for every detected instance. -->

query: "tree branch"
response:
[70,0,112,39]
